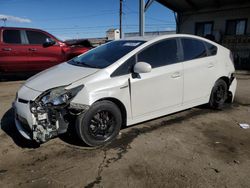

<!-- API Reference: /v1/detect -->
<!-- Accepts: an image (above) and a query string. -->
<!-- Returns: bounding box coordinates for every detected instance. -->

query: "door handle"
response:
[28,48,37,51]
[171,72,181,78]
[2,48,12,51]
[208,62,214,68]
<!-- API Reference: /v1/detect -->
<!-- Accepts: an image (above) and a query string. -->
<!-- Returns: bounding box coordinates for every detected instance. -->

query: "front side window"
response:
[137,39,179,68]
[226,19,247,35]
[26,30,50,44]
[69,40,145,69]
[195,22,213,36]
[181,38,207,61]
[3,30,21,44]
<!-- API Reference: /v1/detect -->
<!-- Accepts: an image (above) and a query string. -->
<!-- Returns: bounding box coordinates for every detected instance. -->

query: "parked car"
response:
[14,34,237,146]
[0,27,91,74]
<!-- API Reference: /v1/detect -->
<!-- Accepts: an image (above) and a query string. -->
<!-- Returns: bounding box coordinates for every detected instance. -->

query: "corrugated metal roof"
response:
[156,0,250,12]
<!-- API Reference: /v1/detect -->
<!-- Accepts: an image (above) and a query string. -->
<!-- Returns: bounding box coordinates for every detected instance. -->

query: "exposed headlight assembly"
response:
[39,85,84,106]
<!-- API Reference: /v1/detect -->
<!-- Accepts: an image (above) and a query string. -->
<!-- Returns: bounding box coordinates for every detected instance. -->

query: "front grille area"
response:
[18,98,29,104]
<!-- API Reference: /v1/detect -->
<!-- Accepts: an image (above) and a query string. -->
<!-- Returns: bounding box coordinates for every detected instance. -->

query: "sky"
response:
[0,0,176,40]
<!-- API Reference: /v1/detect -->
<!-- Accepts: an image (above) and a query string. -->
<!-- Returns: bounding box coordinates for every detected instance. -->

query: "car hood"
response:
[25,62,99,92]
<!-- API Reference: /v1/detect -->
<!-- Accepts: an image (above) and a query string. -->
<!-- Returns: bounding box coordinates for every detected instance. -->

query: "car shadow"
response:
[1,107,89,148]
[59,125,89,147]
[58,107,210,148]
[1,108,40,149]
[1,104,232,149]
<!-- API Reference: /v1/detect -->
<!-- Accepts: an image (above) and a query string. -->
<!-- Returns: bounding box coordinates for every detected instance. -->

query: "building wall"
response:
[179,6,250,38]
[178,4,250,70]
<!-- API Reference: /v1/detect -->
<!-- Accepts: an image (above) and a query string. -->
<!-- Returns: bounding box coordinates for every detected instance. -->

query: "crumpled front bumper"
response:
[14,85,41,140]
[14,85,81,143]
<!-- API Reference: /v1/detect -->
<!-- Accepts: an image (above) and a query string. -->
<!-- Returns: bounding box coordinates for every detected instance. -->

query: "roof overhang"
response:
[156,0,250,12]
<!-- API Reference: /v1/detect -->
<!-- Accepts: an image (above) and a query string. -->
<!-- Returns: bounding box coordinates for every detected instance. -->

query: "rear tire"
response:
[75,101,122,146]
[209,79,228,109]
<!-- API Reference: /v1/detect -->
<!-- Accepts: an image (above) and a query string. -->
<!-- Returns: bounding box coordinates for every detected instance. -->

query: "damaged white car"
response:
[14,34,237,146]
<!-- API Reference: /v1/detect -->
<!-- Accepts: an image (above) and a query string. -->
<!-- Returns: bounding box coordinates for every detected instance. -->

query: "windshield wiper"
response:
[71,59,99,68]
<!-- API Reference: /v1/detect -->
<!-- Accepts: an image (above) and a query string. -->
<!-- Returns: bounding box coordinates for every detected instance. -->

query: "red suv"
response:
[0,27,91,74]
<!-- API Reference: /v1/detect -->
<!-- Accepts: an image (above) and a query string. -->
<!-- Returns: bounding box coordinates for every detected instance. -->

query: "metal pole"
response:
[139,0,145,36]
[119,0,123,39]
[173,11,179,33]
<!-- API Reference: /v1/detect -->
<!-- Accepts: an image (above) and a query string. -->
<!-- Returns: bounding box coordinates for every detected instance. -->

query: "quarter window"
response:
[3,30,21,44]
[137,39,179,68]
[181,38,207,61]
[26,30,50,44]
[205,42,217,56]
[111,56,136,77]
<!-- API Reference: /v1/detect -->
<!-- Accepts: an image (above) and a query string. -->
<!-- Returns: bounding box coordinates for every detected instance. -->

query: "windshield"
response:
[68,40,145,68]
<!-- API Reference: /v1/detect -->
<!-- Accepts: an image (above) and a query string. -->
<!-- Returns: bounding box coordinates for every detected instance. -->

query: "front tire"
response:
[75,101,122,146]
[209,79,228,109]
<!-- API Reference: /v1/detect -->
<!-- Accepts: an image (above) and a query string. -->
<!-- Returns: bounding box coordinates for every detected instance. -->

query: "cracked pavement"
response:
[0,74,250,188]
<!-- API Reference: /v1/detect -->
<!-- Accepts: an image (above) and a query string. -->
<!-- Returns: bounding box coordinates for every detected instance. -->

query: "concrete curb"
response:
[235,70,250,75]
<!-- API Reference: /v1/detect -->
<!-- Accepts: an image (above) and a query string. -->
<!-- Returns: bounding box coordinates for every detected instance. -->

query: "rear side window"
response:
[205,42,217,56]
[26,30,49,44]
[3,30,21,44]
[137,39,179,68]
[181,38,207,61]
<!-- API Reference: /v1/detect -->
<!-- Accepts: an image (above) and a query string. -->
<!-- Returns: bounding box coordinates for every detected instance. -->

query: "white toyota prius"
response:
[14,34,237,146]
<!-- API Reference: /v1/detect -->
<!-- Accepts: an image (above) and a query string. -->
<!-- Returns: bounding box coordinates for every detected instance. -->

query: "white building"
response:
[106,29,120,41]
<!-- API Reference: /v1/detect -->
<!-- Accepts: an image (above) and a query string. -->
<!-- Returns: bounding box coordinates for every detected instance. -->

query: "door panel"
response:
[0,29,29,72]
[25,30,65,71]
[130,38,183,118]
[27,44,64,71]
[183,57,217,103]
[131,63,183,117]
[181,38,217,103]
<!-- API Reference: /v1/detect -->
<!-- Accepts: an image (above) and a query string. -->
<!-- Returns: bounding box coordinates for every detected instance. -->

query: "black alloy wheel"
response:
[76,100,122,146]
[88,110,116,141]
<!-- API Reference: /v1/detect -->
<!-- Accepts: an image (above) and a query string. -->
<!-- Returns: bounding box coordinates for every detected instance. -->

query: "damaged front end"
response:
[29,85,88,143]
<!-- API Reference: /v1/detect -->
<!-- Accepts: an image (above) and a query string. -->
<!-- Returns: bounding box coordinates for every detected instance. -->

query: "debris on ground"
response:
[233,160,240,164]
[239,123,250,129]
[212,168,220,173]
[0,170,7,174]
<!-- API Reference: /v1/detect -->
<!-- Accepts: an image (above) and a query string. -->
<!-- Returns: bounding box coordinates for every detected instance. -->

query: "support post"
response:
[139,0,145,36]
[119,0,123,39]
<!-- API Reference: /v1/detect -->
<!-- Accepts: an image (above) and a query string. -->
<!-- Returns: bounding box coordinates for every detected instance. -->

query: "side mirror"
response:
[43,38,56,48]
[133,62,152,74]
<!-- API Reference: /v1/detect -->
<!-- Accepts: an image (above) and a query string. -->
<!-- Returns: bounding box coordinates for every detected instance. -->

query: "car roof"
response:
[122,33,219,46]
[0,26,44,32]
[122,34,201,41]
[123,35,156,41]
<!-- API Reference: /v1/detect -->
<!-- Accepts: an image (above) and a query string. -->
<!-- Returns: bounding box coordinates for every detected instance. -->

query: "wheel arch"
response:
[213,76,232,103]
[95,97,127,128]
[218,76,230,89]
